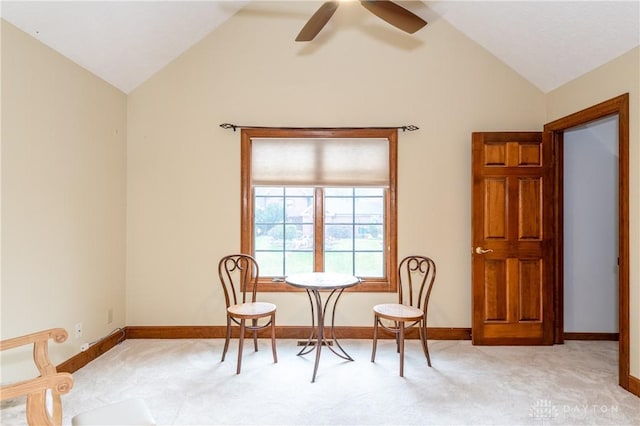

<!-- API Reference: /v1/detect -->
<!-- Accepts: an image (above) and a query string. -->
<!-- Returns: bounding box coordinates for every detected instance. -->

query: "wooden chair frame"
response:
[371,255,437,376]
[218,254,277,373]
[0,328,73,426]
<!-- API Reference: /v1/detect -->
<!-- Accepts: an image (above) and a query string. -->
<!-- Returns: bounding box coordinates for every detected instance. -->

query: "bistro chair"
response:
[371,255,436,377]
[218,254,277,374]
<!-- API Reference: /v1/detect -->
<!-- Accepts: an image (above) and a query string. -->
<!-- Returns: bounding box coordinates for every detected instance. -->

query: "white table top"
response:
[285,272,360,290]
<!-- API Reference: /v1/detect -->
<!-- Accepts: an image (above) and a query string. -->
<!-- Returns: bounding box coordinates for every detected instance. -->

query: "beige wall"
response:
[546,46,640,378]
[0,21,127,382]
[125,2,545,328]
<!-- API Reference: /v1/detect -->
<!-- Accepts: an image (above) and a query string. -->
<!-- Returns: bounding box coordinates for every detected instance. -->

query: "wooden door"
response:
[471,132,554,345]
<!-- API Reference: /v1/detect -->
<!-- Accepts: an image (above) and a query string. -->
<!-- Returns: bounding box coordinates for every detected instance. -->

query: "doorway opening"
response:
[563,115,619,339]
[544,93,630,390]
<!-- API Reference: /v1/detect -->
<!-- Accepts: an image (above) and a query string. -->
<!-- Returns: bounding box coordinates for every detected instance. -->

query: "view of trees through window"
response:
[254,187,385,278]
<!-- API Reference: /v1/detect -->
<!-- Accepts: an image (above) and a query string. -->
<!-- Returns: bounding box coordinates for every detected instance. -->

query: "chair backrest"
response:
[218,254,260,307]
[0,328,74,426]
[397,255,436,312]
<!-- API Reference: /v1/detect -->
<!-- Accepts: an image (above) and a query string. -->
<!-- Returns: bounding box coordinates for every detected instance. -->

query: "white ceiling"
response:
[1,1,638,94]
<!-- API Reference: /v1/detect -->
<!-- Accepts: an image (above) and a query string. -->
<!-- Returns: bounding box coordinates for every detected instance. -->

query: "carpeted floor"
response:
[1,339,638,425]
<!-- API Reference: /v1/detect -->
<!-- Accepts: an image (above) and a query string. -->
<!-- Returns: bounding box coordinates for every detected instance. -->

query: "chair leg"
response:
[270,314,278,364]
[395,321,401,353]
[420,320,432,367]
[371,316,379,362]
[399,322,405,377]
[252,319,259,352]
[236,319,245,374]
[221,317,231,362]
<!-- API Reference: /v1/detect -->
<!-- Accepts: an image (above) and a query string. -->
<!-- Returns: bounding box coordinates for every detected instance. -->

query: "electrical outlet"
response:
[75,322,83,338]
[80,343,90,352]
[107,308,113,324]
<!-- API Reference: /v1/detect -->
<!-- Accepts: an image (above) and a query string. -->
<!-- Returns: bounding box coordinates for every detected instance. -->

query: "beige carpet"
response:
[2,339,639,425]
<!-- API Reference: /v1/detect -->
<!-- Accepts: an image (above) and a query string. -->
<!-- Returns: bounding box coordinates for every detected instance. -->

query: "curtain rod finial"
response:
[220,123,238,132]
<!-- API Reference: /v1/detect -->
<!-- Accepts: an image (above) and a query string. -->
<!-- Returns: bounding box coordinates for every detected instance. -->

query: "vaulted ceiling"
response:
[2,1,638,94]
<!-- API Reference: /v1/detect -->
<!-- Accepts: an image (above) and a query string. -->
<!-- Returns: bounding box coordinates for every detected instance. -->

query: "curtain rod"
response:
[219,123,419,132]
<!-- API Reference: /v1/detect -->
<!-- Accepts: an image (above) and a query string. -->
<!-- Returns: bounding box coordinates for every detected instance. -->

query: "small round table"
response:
[285,272,360,382]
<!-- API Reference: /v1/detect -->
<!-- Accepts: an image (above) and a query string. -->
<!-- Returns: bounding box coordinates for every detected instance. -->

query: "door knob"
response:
[475,247,494,254]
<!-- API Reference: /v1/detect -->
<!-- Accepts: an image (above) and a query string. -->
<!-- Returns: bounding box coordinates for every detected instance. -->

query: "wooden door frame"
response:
[544,93,630,390]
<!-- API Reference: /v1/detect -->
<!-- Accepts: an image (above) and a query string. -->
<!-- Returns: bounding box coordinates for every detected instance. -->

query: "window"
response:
[241,128,397,292]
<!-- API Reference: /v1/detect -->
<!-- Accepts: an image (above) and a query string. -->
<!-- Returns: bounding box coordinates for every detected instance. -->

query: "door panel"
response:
[518,259,542,321]
[485,178,507,238]
[472,132,554,345]
[518,178,542,239]
[484,259,507,320]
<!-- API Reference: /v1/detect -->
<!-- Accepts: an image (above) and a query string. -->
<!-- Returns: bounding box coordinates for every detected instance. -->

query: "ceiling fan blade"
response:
[360,0,427,34]
[296,1,340,42]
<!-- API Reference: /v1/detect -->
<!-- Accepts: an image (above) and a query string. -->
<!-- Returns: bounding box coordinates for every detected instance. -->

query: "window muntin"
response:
[240,128,397,292]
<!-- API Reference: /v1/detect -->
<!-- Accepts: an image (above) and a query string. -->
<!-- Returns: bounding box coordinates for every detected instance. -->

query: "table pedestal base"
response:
[297,288,354,382]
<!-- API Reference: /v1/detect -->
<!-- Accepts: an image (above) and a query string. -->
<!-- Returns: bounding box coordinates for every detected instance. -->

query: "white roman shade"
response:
[251,138,390,187]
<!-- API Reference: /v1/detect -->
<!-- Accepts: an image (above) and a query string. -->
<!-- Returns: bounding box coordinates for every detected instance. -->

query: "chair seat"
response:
[71,398,155,426]
[373,303,424,321]
[228,301,276,319]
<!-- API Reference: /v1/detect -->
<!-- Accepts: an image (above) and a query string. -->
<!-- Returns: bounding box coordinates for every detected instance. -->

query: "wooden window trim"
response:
[240,128,398,293]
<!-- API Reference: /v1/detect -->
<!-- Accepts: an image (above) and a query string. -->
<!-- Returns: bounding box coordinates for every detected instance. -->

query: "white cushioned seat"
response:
[71,398,155,426]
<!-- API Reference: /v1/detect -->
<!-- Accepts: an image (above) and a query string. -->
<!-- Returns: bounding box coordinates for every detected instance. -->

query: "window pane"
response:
[355,188,383,196]
[284,252,313,275]
[354,225,383,250]
[325,225,353,250]
[285,197,313,225]
[285,187,314,196]
[325,252,353,274]
[284,225,314,250]
[255,198,284,225]
[325,187,353,196]
[325,198,353,224]
[355,198,383,223]
[355,252,384,277]
[255,187,284,196]
[257,224,284,250]
[255,233,278,250]
[255,252,283,277]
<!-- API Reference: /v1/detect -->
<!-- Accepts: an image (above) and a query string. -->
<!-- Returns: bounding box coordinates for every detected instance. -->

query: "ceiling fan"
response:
[296,0,427,42]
